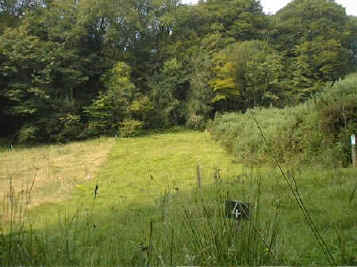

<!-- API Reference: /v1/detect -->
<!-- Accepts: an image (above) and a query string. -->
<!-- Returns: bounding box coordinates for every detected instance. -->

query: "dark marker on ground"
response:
[94,184,99,199]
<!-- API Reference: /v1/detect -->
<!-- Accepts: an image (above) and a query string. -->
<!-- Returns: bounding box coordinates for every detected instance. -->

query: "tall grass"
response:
[1,165,357,265]
[209,73,357,167]
[147,177,283,266]
[2,168,283,266]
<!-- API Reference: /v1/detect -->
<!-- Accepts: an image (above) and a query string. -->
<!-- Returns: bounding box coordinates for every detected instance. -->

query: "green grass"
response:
[1,130,243,265]
[209,73,357,167]
[74,130,242,206]
[25,131,243,229]
[0,137,115,208]
[1,131,357,266]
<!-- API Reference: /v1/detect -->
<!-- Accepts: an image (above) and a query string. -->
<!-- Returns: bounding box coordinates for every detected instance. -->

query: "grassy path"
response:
[70,130,242,211]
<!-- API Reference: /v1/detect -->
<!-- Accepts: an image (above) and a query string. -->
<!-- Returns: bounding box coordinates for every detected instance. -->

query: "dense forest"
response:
[1,0,356,143]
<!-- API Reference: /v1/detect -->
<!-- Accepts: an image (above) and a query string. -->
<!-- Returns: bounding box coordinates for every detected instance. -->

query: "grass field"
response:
[1,131,357,266]
[72,130,242,208]
[0,137,115,209]
[24,131,243,231]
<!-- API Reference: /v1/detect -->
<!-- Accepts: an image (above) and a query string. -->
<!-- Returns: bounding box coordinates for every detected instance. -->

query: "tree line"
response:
[0,0,356,142]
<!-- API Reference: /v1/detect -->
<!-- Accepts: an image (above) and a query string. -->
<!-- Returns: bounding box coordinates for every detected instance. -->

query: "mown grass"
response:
[1,131,357,266]
[0,137,115,209]
[26,131,242,227]
[74,130,242,205]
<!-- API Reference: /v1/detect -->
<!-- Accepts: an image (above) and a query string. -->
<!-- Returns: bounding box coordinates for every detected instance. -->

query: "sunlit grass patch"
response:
[49,131,243,214]
[0,137,115,208]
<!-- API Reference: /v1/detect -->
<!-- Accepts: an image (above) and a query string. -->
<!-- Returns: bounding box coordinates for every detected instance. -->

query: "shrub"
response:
[119,119,143,137]
[186,113,206,130]
[209,73,357,167]
[17,124,38,144]
[83,62,138,136]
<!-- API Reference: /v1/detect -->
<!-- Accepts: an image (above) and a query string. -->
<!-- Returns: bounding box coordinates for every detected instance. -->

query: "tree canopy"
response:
[0,0,356,142]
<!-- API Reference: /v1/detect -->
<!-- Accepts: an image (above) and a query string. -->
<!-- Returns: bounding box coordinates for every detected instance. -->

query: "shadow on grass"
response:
[2,166,357,266]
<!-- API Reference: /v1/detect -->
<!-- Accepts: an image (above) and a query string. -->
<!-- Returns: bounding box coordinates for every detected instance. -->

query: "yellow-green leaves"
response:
[211,61,238,102]
[210,40,285,109]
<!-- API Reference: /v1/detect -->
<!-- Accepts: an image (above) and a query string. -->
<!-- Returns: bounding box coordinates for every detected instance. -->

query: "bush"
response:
[186,113,206,130]
[83,62,138,137]
[209,73,357,167]
[17,124,38,144]
[119,119,143,137]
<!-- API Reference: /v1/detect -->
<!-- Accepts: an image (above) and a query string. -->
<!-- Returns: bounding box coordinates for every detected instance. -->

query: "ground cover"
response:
[0,131,356,266]
[73,130,242,208]
[0,137,115,211]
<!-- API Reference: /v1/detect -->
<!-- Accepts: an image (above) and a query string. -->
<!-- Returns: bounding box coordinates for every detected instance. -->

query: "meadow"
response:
[1,130,356,266]
[0,137,115,209]
[1,131,241,265]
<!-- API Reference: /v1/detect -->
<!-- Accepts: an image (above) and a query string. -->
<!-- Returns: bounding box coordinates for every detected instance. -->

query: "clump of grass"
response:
[0,175,36,265]
[147,177,283,266]
[149,167,357,266]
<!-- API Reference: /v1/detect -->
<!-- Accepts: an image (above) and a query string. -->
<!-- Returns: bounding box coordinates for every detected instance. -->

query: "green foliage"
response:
[292,39,350,101]
[209,74,357,167]
[56,113,84,142]
[184,34,232,126]
[129,95,155,126]
[347,17,357,69]
[0,3,109,142]
[150,58,190,128]
[0,0,356,143]
[210,40,286,110]
[84,62,137,136]
[272,0,349,50]
[199,0,267,40]
[119,119,144,137]
[269,0,353,104]
[17,124,38,144]
[0,24,51,117]
[186,56,214,127]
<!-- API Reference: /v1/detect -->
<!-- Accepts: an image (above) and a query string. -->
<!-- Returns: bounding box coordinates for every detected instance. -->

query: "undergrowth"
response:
[209,73,357,167]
